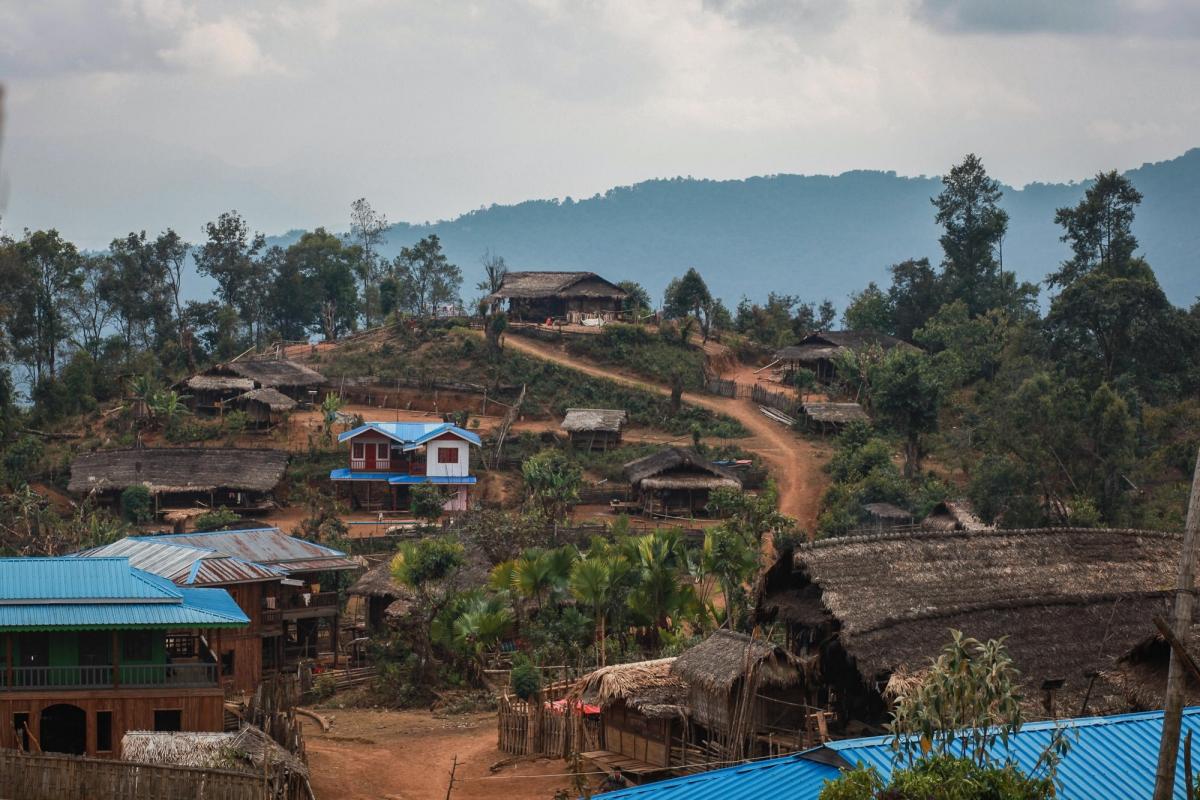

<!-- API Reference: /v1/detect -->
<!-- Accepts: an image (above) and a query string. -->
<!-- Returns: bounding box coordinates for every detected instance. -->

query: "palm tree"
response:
[452,594,514,673]
[701,526,757,629]
[569,554,623,666]
[623,530,694,644]
[148,389,190,427]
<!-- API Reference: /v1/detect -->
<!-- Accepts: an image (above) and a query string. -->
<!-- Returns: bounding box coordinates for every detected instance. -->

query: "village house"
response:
[81,528,358,694]
[0,557,248,758]
[182,358,325,413]
[623,447,742,518]
[486,270,628,323]
[798,401,870,436]
[561,408,628,451]
[346,558,414,634]
[920,499,991,531]
[776,331,920,382]
[68,447,289,517]
[755,527,1184,731]
[329,421,482,513]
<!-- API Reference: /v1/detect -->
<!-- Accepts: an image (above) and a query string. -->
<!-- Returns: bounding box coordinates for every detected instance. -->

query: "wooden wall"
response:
[0,688,225,758]
[603,703,670,767]
[218,582,269,694]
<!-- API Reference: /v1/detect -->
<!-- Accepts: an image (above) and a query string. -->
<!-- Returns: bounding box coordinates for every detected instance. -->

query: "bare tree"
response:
[349,197,389,325]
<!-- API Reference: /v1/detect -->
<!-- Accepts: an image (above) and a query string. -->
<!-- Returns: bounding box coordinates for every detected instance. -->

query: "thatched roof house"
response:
[68,448,288,508]
[921,499,991,531]
[183,358,324,411]
[486,271,628,322]
[231,387,297,428]
[623,448,742,517]
[757,527,1183,725]
[776,332,920,382]
[562,408,628,451]
[670,630,805,756]
[347,558,415,630]
[220,359,325,390]
[800,402,869,434]
[121,726,310,795]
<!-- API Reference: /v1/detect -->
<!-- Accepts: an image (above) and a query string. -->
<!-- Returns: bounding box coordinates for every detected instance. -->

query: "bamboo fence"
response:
[0,750,264,800]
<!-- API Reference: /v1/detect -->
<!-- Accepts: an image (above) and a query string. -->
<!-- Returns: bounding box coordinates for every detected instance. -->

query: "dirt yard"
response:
[304,708,580,800]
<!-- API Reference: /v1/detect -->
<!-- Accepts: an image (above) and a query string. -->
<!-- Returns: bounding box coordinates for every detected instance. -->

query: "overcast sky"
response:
[1,0,1197,249]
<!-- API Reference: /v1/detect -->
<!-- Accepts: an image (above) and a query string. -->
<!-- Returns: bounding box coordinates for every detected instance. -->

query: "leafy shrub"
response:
[120,485,153,524]
[410,484,449,522]
[193,508,241,531]
[509,654,541,700]
[313,673,338,701]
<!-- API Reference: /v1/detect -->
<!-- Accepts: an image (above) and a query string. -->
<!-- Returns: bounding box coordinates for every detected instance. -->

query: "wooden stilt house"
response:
[561,408,628,451]
[623,448,742,518]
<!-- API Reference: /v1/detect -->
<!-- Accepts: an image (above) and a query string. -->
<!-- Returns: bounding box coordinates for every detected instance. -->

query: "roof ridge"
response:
[798,526,1183,551]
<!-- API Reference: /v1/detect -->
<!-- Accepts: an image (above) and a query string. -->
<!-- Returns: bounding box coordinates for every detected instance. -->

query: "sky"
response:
[0,0,1197,249]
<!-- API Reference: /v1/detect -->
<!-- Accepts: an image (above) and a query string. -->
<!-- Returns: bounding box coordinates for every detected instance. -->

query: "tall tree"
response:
[1050,170,1142,287]
[154,229,191,353]
[67,254,116,362]
[389,234,462,317]
[194,211,267,344]
[2,229,83,382]
[663,268,715,341]
[285,229,359,341]
[477,250,509,296]
[887,257,942,341]
[348,198,389,326]
[869,348,946,477]
[932,154,1009,315]
[105,231,169,355]
[842,282,894,334]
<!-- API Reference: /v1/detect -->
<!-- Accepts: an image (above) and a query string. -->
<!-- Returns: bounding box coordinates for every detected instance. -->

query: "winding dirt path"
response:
[501,333,829,531]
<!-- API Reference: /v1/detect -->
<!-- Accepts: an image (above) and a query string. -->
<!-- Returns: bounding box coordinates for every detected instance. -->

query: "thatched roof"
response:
[1108,629,1200,710]
[486,271,627,301]
[623,447,742,491]
[671,630,802,694]
[68,448,288,494]
[121,726,308,778]
[235,387,297,412]
[802,402,870,424]
[573,658,690,719]
[777,331,919,361]
[219,359,325,388]
[184,375,255,392]
[760,527,1184,717]
[561,408,628,433]
[348,558,407,598]
[862,502,912,520]
[922,499,991,531]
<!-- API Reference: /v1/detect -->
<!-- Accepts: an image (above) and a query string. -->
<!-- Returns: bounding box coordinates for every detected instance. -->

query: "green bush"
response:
[120,485,153,523]
[819,756,1053,800]
[193,508,241,531]
[509,654,542,700]
[312,673,338,701]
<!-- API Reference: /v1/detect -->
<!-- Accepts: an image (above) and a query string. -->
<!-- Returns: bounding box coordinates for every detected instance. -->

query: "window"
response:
[12,713,29,751]
[221,649,235,676]
[376,443,389,460]
[96,711,113,752]
[17,633,48,667]
[153,709,182,732]
[352,442,365,460]
[437,447,459,464]
[78,632,111,667]
[122,631,153,662]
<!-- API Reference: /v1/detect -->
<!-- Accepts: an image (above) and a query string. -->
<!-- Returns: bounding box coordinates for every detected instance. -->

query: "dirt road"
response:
[501,333,828,531]
[305,708,578,800]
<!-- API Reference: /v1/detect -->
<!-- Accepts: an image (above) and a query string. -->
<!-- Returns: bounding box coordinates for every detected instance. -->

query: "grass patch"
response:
[565,324,706,390]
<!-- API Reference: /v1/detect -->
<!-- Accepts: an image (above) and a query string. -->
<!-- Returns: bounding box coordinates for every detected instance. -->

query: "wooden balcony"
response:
[2,663,219,691]
[280,591,340,620]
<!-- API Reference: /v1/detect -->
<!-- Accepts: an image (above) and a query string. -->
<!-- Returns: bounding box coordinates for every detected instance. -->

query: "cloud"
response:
[914,0,1200,37]
[0,0,278,77]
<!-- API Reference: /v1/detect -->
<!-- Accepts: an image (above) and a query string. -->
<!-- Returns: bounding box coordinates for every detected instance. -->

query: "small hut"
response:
[776,332,920,382]
[572,658,691,779]
[921,499,991,531]
[121,727,312,798]
[347,558,414,632]
[670,630,806,758]
[561,408,628,451]
[861,502,913,531]
[800,402,869,435]
[183,374,256,412]
[232,387,297,429]
[485,271,628,323]
[623,447,742,518]
[182,358,325,413]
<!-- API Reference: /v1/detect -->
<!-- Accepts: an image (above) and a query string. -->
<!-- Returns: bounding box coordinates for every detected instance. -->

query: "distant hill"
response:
[267,148,1200,310]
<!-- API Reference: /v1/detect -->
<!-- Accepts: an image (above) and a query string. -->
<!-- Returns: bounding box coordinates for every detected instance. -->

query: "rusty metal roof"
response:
[79,538,288,586]
[145,528,358,574]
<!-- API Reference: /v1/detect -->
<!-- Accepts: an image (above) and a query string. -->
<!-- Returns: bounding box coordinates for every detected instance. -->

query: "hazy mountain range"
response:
[265,148,1200,310]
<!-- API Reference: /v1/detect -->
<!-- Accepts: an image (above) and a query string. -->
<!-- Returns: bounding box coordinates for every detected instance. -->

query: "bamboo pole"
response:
[1153,446,1200,800]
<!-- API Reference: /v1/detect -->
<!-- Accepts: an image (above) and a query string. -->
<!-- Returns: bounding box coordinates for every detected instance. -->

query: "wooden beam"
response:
[111,631,120,689]
[1155,616,1200,686]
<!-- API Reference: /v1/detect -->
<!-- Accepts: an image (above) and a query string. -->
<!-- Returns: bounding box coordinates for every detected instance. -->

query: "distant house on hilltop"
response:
[776,331,919,382]
[486,271,628,323]
[182,358,324,413]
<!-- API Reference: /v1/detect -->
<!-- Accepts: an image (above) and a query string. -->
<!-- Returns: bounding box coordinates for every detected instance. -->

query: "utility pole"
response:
[1154,446,1200,800]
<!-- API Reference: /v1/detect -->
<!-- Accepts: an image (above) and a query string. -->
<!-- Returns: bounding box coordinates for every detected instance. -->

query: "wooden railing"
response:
[281,592,339,612]
[3,663,218,691]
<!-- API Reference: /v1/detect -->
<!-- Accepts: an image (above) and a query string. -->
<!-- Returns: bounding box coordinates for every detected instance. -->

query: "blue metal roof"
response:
[329,468,477,485]
[0,557,178,601]
[0,557,249,631]
[597,707,1200,800]
[337,421,482,447]
[329,469,396,481]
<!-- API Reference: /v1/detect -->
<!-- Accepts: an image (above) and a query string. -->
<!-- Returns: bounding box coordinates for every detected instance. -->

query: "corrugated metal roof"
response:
[338,422,482,447]
[0,557,179,601]
[0,558,249,630]
[597,708,1200,800]
[81,538,287,585]
[328,469,477,485]
[145,528,357,573]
